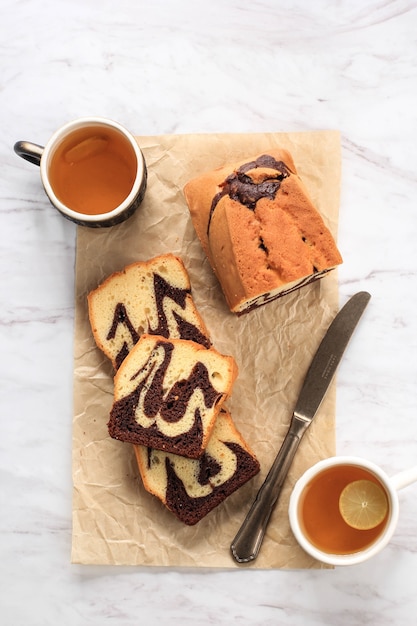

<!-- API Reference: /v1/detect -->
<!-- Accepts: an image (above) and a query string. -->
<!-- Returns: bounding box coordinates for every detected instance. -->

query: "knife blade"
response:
[230,290,371,564]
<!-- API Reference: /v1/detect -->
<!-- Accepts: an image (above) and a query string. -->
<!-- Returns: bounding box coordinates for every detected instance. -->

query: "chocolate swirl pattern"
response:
[208,154,292,233]
[134,409,260,525]
[109,335,237,459]
[106,302,140,369]
[88,254,211,369]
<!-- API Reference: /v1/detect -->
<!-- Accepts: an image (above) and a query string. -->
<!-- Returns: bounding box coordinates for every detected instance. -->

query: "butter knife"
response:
[230,291,371,563]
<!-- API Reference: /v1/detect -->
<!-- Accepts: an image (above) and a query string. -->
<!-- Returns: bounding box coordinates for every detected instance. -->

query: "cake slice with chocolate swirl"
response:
[88,254,260,523]
[88,254,211,370]
[134,408,260,525]
[108,334,237,459]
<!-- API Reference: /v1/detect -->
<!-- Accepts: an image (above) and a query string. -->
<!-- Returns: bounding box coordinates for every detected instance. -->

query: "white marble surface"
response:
[1,0,417,623]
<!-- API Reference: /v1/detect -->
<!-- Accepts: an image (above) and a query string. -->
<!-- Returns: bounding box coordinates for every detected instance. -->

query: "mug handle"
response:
[14,141,44,166]
[391,465,417,491]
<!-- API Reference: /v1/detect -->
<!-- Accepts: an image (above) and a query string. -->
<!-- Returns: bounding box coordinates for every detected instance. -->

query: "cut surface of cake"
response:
[183,149,343,314]
[134,408,260,525]
[88,254,260,523]
[88,254,211,370]
[108,334,238,459]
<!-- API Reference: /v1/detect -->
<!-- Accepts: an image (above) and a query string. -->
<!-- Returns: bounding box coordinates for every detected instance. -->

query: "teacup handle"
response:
[14,141,44,166]
[391,465,417,491]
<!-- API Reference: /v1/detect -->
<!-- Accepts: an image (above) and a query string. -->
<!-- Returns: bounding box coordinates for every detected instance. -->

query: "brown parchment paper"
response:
[71,130,341,569]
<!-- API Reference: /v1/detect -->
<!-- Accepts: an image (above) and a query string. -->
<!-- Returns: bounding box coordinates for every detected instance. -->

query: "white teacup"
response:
[289,456,417,566]
[14,117,147,228]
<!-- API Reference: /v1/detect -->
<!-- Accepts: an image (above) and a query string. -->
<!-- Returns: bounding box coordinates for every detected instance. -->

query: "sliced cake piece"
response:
[108,334,237,459]
[88,254,211,370]
[183,149,343,314]
[134,408,260,525]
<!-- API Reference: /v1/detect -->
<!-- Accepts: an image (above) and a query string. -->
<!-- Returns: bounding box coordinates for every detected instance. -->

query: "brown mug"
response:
[14,117,147,227]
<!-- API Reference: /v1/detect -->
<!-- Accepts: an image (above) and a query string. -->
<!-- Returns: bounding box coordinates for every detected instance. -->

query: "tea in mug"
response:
[49,126,137,215]
[298,464,389,555]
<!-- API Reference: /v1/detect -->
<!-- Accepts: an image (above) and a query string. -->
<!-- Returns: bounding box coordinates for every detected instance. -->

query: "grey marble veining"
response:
[1,0,417,624]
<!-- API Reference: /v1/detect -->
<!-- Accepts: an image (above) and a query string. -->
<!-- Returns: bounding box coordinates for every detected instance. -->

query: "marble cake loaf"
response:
[108,334,238,459]
[183,149,343,314]
[87,254,211,370]
[134,408,260,525]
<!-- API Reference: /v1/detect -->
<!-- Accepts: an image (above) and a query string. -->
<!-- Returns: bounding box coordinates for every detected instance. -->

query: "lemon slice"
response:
[339,480,388,530]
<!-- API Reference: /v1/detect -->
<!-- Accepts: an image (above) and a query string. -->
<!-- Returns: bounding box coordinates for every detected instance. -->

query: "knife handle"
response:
[230,415,309,563]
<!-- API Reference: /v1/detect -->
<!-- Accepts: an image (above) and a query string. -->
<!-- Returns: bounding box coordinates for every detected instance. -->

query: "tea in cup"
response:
[289,456,417,566]
[14,117,147,227]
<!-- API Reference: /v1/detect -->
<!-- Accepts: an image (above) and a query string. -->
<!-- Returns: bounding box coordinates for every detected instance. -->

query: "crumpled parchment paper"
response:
[71,130,341,569]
